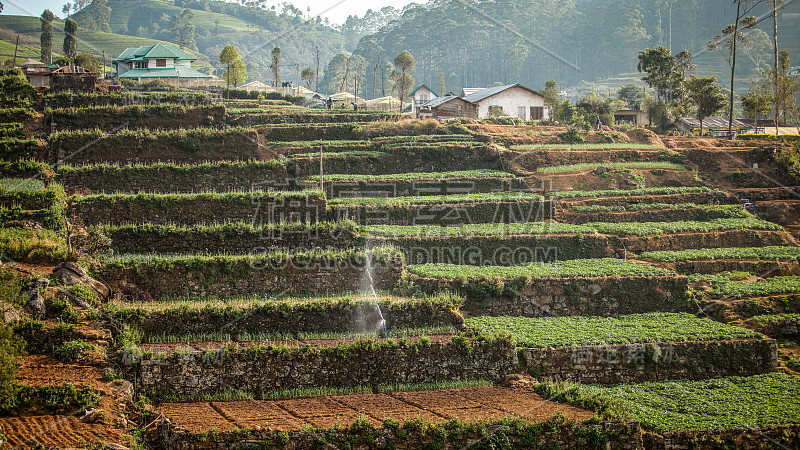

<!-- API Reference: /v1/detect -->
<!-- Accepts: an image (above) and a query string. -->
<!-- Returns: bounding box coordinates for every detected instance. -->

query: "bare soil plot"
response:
[158,386,594,432]
[0,415,128,449]
[15,354,105,390]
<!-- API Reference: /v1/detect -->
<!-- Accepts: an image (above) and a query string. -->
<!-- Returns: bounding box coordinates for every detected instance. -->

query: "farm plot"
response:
[563,203,749,223]
[156,386,594,432]
[640,246,800,275]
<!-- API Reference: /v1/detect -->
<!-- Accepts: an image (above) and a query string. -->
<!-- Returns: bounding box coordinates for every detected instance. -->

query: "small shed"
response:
[19,58,51,87]
[417,94,478,120]
[614,109,648,126]
[50,66,97,93]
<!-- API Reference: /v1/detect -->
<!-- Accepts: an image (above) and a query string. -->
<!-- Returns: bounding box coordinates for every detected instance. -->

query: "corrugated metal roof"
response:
[678,117,754,129]
[52,66,96,74]
[115,44,195,62]
[408,84,436,97]
[421,94,461,108]
[462,83,543,103]
[461,88,482,96]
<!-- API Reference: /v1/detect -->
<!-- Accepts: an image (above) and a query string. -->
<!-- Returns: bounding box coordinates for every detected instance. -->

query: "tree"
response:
[636,46,681,101]
[617,83,644,108]
[89,0,111,32]
[437,70,446,97]
[301,68,316,89]
[707,0,760,138]
[168,9,197,51]
[40,10,54,65]
[392,50,414,102]
[773,50,800,128]
[742,83,772,125]
[63,18,78,60]
[542,80,560,118]
[74,52,102,74]
[270,47,282,87]
[219,46,241,91]
[62,3,71,17]
[684,75,726,135]
[224,58,247,87]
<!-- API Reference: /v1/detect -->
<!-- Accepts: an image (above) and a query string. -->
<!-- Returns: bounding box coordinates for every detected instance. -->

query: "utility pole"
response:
[373,63,378,100]
[102,51,106,78]
[315,46,320,93]
[12,35,19,67]
[319,139,324,192]
[296,63,300,95]
[669,3,672,53]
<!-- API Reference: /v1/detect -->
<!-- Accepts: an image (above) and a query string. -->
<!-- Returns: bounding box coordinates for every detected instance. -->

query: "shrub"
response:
[53,340,93,362]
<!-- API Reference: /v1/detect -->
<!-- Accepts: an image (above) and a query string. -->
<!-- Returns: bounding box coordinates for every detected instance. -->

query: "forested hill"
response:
[353,0,800,93]
[69,0,349,77]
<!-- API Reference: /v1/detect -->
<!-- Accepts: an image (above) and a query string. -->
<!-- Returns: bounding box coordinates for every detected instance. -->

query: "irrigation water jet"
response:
[364,242,388,338]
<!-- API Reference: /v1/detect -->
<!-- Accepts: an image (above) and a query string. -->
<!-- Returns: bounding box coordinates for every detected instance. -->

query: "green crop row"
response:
[704,276,800,299]
[75,189,322,204]
[268,140,368,148]
[0,178,45,192]
[99,220,358,236]
[0,122,24,139]
[511,143,664,150]
[289,151,385,158]
[329,191,543,206]
[47,103,219,118]
[364,222,596,237]
[640,246,800,262]
[587,217,782,236]
[0,107,35,123]
[550,373,800,433]
[56,159,286,174]
[0,138,39,159]
[571,203,739,213]
[408,258,674,279]
[466,313,758,348]
[547,186,712,199]
[0,159,51,178]
[49,126,251,142]
[307,170,516,182]
[101,245,402,269]
[538,161,684,174]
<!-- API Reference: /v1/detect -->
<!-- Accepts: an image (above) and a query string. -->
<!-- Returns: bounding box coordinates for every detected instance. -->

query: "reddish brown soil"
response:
[534,168,699,192]
[158,386,594,432]
[139,334,455,353]
[15,355,106,390]
[0,415,129,449]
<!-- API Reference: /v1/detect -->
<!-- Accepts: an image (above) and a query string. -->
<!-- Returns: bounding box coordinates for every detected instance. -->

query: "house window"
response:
[488,105,504,116]
[530,106,544,120]
[517,106,526,120]
[134,61,147,69]
[156,59,167,67]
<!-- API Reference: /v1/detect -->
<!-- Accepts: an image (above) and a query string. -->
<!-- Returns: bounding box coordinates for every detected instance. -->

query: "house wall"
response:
[434,98,478,119]
[475,86,548,120]
[412,87,435,113]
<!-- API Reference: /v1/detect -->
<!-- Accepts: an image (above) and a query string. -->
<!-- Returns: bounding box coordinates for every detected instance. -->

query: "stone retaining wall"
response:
[412,275,690,316]
[332,200,554,226]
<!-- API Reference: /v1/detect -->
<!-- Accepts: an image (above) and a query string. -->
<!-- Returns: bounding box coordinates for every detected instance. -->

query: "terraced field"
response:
[2,71,800,448]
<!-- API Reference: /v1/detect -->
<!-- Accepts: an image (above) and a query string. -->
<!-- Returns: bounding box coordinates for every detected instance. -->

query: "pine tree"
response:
[63,18,78,60]
[40,10,55,65]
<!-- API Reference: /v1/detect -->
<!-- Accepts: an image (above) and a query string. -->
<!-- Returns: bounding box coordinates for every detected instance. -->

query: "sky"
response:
[11,0,416,25]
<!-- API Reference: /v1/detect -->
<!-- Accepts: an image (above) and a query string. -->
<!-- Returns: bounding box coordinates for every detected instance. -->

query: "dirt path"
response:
[157,386,594,432]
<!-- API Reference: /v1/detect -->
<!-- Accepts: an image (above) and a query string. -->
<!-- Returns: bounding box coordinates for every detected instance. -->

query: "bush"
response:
[558,127,586,144]
[53,339,93,362]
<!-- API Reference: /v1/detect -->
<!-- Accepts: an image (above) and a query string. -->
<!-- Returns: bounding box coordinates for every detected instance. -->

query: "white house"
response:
[408,84,437,114]
[462,84,549,121]
[113,44,213,84]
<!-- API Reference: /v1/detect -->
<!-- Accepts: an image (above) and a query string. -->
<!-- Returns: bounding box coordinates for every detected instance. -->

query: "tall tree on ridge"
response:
[63,17,78,61]
[270,47,282,87]
[40,10,55,65]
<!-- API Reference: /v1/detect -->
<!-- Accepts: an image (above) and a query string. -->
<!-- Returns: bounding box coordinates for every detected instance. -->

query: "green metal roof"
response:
[114,44,196,62]
[408,84,437,97]
[118,66,211,79]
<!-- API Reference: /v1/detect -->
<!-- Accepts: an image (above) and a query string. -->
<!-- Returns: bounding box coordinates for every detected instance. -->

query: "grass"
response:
[307,170,516,182]
[571,203,744,213]
[511,143,664,150]
[329,192,543,206]
[0,228,68,263]
[537,161,684,174]
[407,258,674,279]
[465,313,758,348]
[364,222,596,237]
[547,186,712,199]
[587,218,783,236]
[640,246,800,262]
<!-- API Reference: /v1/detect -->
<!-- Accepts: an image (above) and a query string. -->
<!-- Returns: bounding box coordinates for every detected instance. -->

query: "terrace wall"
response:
[608,230,795,254]
[48,105,226,132]
[104,225,360,254]
[158,420,644,450]
[331,200,554,226]
[98,254,403,300]
[519,338,777,384]
[113,300,464,337]
[412,276,690,316]
[50,130,261,165]
[58,163,290,195]
[376,234,609,265]
[644,424,800,449]
[317,177,529,199]
[672,260,800,276]
[257,124,362,141]
[562,207,743,224]
[71,193,325,227]
[130,339,518,398]
[229,111,396,125]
